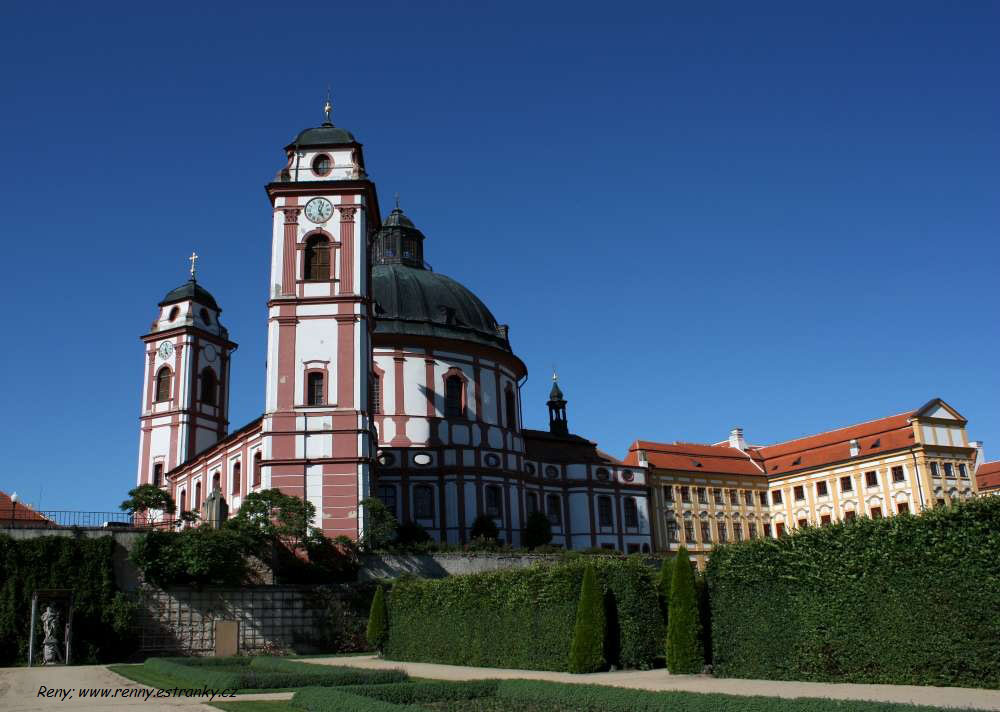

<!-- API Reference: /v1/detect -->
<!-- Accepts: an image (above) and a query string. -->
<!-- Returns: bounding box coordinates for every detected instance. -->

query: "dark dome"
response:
[373,264,510,352]
[159,279,220,310]
[287,122,357,148]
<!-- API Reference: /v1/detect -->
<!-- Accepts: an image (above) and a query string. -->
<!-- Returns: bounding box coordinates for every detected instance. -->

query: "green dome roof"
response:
[287,122,357,148]
[373,264,510,352]
[159,279,219,310]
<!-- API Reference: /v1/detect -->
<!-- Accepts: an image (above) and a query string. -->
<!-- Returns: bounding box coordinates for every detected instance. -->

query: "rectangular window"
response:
[663,486,674,502]
[959,463,968,478]
[733,522,743,542]
[485,485,503,517]
[376,485,397,520]
[844,510,856,522]
[414,486,435,519]
[307,372,325,405]
[700,521,712,543]
[680,486,690,503]
[758,491,768,506]
[152,463,163,488]
[820,514,831,525]
[598,496,613,527]
[718,522,728,543]
[744,491,753,506]
[930,462,939,477]
[793,485,805,501]
[865,471,878,488]
[840,476,853,492]
[370,376,382,414]
[870,506,882,518]
[601,543,615,551]
[892,465,905,483]
[624,497,639,528]
[713,488,723,504]
[935,498,946,508]
[684,521,695,543]
[729,489,739,505]
[944,463,954,478]
[748,523,757,539]
[627,543,640,554]
[772,490,783,505]
[897,502,909,514]
[547,494,562,526]
[667,522,679,543]
[525,492,538,514]
[764,523,773,538]
[697,487,707,504]
[816,481,828,497]
[797,517,808,529]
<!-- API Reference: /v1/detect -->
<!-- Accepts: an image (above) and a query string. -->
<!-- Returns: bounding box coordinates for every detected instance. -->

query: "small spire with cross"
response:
[188,252,199,280]
[322,86,333,125]
[394,192,401,211]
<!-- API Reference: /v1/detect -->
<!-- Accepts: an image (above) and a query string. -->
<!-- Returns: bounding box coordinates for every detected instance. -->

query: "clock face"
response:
[304,197,333,223]
[157,341,174,360]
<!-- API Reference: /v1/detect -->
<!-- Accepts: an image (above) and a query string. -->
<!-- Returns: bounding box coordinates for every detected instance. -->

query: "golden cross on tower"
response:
[188,251,199,279]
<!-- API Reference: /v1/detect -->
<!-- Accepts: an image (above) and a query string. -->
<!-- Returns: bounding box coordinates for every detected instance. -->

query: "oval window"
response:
[168,306,179,320]
[312,154,332,175]
[622,470,635,482]
[413,452,432,466]
[595,468,610,481]
[544,465,559,479]
[484,453,500,467]
[377,451,395,467]
[524,462,536,475]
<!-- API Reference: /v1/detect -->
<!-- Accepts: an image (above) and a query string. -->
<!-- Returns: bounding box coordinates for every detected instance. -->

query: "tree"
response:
[360,498,398,551]
[120,484,176,517]
[568,564,606,673]
[470,514,499,542]
[226,489,315,547]
[395,520,431,549]
[523,512,553,549]
[666,546,703,674]
[657,556,676,624]
[366,585,389,654]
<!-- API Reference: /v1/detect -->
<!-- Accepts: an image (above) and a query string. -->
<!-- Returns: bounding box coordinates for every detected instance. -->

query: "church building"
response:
[135,106,653,552]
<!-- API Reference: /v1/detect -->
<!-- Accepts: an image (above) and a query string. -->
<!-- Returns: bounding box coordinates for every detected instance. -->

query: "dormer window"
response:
[312,154,332,176]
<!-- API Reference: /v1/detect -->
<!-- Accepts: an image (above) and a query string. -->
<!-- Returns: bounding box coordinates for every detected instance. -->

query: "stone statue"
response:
[41,605,63,665]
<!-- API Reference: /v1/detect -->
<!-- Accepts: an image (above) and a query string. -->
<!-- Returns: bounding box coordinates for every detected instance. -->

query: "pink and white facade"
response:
[135,111,652,551]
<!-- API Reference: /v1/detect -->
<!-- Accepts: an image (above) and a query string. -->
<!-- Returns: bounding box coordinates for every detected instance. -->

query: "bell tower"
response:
[137,255,236,488]
[548,372,569,437]
[261,100,381,539]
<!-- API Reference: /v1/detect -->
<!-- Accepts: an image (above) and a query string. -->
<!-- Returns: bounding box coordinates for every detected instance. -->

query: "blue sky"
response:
[1,2,997,512]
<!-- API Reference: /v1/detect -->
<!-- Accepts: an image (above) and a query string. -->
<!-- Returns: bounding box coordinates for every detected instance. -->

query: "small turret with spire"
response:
[547,371,568,436]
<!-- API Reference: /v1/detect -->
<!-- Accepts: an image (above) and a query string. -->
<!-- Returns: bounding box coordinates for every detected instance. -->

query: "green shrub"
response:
[386,558,662,671]
[656,556,675,622]
[568,564,605,673]
[143,656,407,689]
[394,521,431,548]
[292,686,410,712]
[338,680,499,704]
[360,498,398,551]
[707,496,1000,688]
[523,511,554,549]
[667,546,703,674]
[131,528,249,587]
[0,535,137,665]
[469,514,499,541]
[367,585,388,653]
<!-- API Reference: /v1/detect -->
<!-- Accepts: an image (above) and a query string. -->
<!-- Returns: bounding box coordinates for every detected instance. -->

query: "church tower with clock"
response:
[136,256,237,494]
[260,100,381,537]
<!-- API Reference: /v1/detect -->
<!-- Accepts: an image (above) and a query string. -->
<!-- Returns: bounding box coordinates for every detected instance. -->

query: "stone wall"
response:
[358,553,666,580]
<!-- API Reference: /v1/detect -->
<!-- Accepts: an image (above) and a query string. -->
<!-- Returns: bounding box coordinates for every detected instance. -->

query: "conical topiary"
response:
[657,556,676,624]
[666,547,703,674]
[568,564,605,673]
[366,585,388,654]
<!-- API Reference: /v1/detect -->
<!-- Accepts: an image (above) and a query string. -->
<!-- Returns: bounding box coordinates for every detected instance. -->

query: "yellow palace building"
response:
[625,398,981,567]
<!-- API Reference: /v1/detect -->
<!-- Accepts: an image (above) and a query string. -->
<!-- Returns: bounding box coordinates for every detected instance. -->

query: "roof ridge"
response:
[755,409,915,452]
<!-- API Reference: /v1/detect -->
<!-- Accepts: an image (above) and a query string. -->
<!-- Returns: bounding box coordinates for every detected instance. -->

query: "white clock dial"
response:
[157,341,174,360]
[304,197,333,223]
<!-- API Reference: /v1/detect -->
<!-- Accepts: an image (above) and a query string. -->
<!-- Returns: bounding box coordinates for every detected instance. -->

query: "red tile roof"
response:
[625,441,764,477]
[0,491,53,527]
[977,461,1000,492]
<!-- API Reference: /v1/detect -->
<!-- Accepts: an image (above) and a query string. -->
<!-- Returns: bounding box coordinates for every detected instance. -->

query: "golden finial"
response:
[323,86,332,124]
[188,251,199,279]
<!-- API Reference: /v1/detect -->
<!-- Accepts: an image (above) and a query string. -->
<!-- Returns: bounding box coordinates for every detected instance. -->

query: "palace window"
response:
[930,462,940,477]
[700,521,712,543]
[820,514,831,525]
[935,498,946,508]
[194,482,202,511]
[772,490,783,505]
[944,463,954,478]
[840,476,853,492]
[376,485,397,519]
[505,386,517,430]
[892,465,905,483]
[744,490,753,506]
[666,522,679,543]
[252,452,262,487]
[663,486,674,502]
[304,236,331,280]
[414,485,435,519]
[546,494,562,526]
[598,496,613,527]
[959,463,968,478]
[794,485,805,501]
[201,368,218,406]
[623,497,638,528]
[816,481,828,497]
[307,372,325,405]
[733,522,743,542]
[312,154,331,176]
[370,375,382,414]
[211,472,220,492]
[697,487,707,504]
[764,523,773,538]
[865,471,878,488]
[679,486,690,503]
[797,517,808,528]
[232,462,241,495]
[485,485,503,518]
[683,521,694,543]
[526,492,538,514]
[870,506,882,518]
[179,489,187,514]
[729,489,739,505]
[748,522,757,538]
[155,366,172,402]
[896,502,909,514]
[718,521,728,543]
[844,510,856,522]
[758,491,769,506]
[152,463,163,488]
[445,375,464,418]
[713,488,723,504]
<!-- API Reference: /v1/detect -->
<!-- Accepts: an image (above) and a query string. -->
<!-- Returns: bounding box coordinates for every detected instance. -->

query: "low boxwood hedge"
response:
[707,496,1000,688]
[386,558,663,671]
[292,686,411,712]
[142,656,407,689]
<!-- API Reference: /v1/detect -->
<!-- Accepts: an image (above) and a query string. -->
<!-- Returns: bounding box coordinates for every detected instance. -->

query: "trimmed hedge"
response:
[568,564,605,673]
[0,535,137,665]
[667,547,703,674]
[292,686,410,712]
[339,680,500,704]
[385,558,663,671]
[707,496,1000,688]
[142,656,407,689]
[367,585,388,652]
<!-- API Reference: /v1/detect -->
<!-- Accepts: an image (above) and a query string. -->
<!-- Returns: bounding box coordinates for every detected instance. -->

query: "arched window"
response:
[252,452,262,487]
[152,463,163,488]
[376,485,398,519]
[232,462,241,495]
[168,306,179,320]
[194,482,202,511]
[414,485,435,519]
[505,386,517,430]
[598,495,613,527]
[155,366,172,402]
[525,492,538,514]
[485,485,503,517]
[370,375,382,414]
[312,154,332,176]
[444,375,464,418]
[211,472,220,492]
[201,368,218,406]
[304,235,330,280]
[623,497,639,528]
[307,371,325,405]
[179,489,187,514]
[546,494,562,526]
